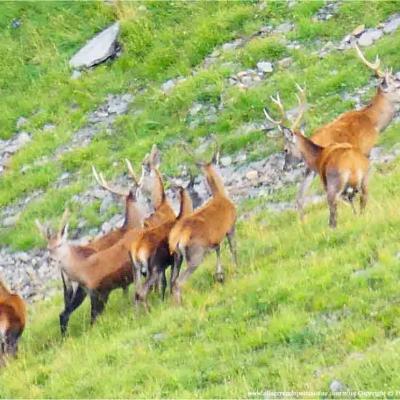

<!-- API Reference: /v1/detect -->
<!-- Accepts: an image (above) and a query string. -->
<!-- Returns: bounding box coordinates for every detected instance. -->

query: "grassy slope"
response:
[1,0,400,397]
[2,158,400,397]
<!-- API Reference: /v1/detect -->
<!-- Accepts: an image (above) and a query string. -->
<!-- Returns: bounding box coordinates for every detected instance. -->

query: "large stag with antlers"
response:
[268,44,400,219]
[169,143,237,304]
[264,85,369,228]
[0,277,26,366]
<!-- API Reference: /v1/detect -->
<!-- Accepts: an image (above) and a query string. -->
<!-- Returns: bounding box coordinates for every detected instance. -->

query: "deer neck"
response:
[0,279,10,297]
[296,133,322,170]
[205,166,227,198]
[177,189,193,219]
[151,168,166,209]
[365,88,395,132]
[122,195,143,229]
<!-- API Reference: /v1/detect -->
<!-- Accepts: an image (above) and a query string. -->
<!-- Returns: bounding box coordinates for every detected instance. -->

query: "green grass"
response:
[2,158,400,397]
[2,1,400,396]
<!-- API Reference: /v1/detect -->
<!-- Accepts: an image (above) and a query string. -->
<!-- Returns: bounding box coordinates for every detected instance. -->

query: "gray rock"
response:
[70,22,120,69]
[383,15,400,34]
[43,123,55,132]
[256,61,273,73]
[11,19,21,29]
[3,214,19,227]
[329,380,346,393]
[357,29,383,47]
[71,70,82,80]
[275,22,293,34]
[161,79,177,93]
[220,156,232,167]
[277,57,293,68]
[189,102,203,116]
[246,170,258,181]
[16,117,27,129]
[153,332,167,342]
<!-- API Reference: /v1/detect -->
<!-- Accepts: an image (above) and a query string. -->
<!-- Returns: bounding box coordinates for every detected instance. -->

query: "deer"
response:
[0,277,26,366]
[264,85,369,228]
[37,152,175,335]
[275,44,400,220]
[168,143,237,304]
[36,204,144,336]
[130,185,193,310]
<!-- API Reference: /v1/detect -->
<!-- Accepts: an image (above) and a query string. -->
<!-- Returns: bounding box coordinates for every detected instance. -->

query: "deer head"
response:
[263,84,307,170]
[355,44,400,105]
[35,209,70,261]
[137,144,161,206]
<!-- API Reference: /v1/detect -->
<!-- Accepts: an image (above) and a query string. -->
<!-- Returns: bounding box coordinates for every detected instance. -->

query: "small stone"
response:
[220,156,232,167]
[3,214,19,227]
[383,16,400,34]
[71,70,82,80]
[277,57,293,68]
[246,170,258,181]
[275,22,293,34]
[16,117,27,129]
[189,102,203,116]
[357,29,383,47]
[256,61,273,74]
[153,332,167,342]
[329,380,346,393]
[11,19,21,29]
[352,24,365,37]
[161,79,176,93]
[43,123,55,132]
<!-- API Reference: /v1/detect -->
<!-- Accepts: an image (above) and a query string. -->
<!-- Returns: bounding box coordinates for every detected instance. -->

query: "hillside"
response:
[1,1,400,397]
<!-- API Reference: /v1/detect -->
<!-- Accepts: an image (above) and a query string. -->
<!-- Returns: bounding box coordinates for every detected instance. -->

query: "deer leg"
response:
[135,268,159,312]
[59,284,87,337]
[170,252,183,293]
[214,245,224,283]
[326,175,342,229]
[172,246,203,305]
[226,226,238,268]
[296,168,315,221]
[90,290,109,324]
[158,269,167,301]
[360,175,368,214]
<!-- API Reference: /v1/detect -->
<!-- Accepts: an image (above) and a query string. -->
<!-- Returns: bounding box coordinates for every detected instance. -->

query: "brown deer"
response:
[276,44,400,219]
[0,277,26,366]
[36,202,144,336]
[264,86,369,228]
[169,145,237,304]
[37,155,175,335]
[130,186,193,310]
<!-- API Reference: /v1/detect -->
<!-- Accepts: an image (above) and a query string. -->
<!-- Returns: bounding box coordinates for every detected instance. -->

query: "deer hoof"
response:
[214,272,225,283]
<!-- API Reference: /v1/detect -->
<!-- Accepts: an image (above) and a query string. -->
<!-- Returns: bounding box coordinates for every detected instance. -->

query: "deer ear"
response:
[150,145,161,168]
[60,223,69,242]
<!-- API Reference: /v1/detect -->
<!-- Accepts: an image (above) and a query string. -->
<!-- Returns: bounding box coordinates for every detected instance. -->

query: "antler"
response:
[35,219,50,240]
[354,43,384,78]
[58,208,70,234]
[291,83,307,131]
[92,166,128,197]
[211,136,220,165]
[125,159,139,185]
[263,92,289,128]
